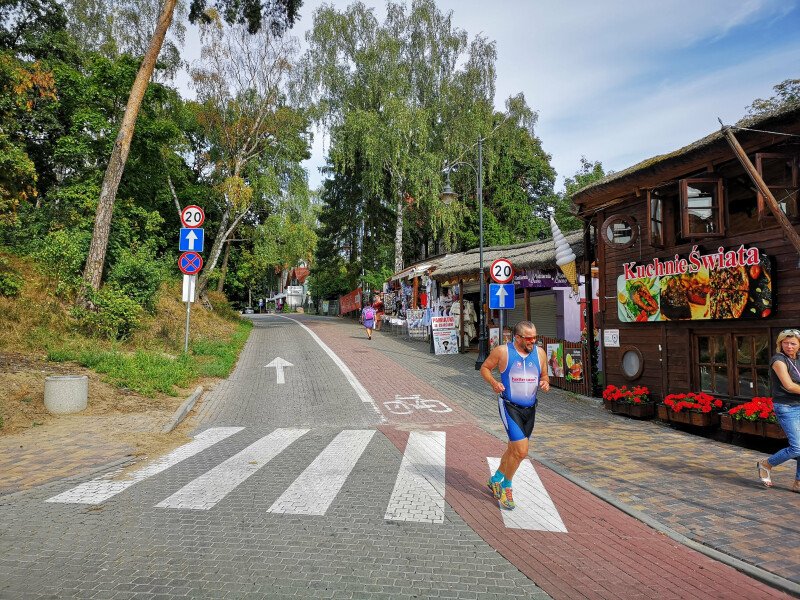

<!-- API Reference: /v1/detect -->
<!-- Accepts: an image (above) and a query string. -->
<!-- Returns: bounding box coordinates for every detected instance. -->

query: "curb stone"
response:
[162,386,203,433]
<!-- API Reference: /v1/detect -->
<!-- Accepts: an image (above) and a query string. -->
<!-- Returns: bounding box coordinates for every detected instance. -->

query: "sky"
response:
[178,0,800,192]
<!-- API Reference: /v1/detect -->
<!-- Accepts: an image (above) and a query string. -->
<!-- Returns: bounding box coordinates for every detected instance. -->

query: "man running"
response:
[479,320,549,510]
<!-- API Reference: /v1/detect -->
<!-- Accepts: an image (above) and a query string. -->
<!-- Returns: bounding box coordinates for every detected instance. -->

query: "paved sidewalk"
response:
[309,314,799,590]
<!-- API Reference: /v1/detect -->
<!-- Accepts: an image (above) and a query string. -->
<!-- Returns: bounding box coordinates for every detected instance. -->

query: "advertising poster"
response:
[339,288,362,315]
[565,348,583,382]
[433,328,459,355]
[488,327,500,352]
[546,343,564,378]
[322,300,329,315]
[617,246,772,322]
[406,309,427,339]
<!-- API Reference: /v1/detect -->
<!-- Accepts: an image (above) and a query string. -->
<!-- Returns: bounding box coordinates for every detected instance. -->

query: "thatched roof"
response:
[572,102,800,209]
[430,231,584,282]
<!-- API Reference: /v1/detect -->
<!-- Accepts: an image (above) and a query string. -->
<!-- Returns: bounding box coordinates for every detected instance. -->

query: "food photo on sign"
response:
[565,348,583,382]
[617,245,772,323]
[546,343,564,378]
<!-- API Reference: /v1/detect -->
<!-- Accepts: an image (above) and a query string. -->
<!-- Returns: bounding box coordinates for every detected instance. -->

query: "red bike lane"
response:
[302,317,787,599]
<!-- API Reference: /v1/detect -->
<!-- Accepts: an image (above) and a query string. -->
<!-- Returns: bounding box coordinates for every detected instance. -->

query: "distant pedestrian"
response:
[361,303,376,340]
[757,329,800,492]
[372,295,385,331]
[480,320,549,510]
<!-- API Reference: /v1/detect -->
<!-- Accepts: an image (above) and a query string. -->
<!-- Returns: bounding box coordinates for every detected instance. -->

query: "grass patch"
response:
[45,320,252,396]
[191,320,252,378]
[2,252,252,399]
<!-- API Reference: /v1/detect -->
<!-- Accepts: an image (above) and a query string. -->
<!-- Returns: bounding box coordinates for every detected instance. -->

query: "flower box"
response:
[605,399,656,419]
[720,413,787,440]
[602,385,653,418]
[657,404,720,427]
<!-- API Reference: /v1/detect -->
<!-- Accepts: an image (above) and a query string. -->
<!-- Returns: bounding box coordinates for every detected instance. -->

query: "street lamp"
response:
[440,137,488,370]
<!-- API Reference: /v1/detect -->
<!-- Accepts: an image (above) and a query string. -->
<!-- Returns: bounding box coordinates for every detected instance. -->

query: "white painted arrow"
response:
[185,229,198,250]
[495,285,508,308]
[265,357,294,384]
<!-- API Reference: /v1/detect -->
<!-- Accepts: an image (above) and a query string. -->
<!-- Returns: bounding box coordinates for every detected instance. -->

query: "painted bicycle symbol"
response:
[383,394,452,415]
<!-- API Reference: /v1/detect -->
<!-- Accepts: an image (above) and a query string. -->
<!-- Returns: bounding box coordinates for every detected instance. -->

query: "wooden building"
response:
[573,104,800,403]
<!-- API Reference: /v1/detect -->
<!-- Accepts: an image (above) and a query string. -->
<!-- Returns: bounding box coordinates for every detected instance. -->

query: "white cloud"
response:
[174,0,799,191]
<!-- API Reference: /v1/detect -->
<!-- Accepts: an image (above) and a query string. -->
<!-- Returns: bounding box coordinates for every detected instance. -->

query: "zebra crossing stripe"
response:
[268,429,375,515]
[156,428,309,510]
[487,457,567,532]
[46,427,244,505]
[384,431,446,524]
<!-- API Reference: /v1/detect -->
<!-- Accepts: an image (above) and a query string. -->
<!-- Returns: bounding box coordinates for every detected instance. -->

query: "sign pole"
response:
[184,300,192,353]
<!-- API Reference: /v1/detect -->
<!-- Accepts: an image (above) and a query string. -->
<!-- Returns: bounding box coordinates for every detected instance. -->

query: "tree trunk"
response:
[166,171,182,219]
[197,205,231,296]
[217,240,231,292]
[394,190,404,273]
[197,207,248,296]
[82,0,178,293]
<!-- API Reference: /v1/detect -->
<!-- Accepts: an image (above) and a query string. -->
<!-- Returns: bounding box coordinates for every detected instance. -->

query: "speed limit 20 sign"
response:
[180,205,205,228]
[490,258,514,284]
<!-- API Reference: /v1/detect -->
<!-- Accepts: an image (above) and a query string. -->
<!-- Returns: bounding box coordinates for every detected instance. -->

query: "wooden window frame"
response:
[755,152,799,222]
[692,331,772,400]
[600,214,639,249]
[680,177,725,238]
[646,189,665,248]
[733,333,771,399]
[619,345,644,381]
[695,333,730,397]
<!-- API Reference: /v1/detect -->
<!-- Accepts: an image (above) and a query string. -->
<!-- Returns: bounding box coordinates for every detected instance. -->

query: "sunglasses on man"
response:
[516,334,537,342]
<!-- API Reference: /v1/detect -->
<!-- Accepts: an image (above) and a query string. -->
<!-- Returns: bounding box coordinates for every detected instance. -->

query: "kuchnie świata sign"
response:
[617,244,772,323]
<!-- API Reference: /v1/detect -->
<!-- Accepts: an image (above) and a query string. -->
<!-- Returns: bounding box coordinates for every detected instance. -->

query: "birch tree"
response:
[81,0,301,295]
[297,0,495,272]
[191,15,308,295]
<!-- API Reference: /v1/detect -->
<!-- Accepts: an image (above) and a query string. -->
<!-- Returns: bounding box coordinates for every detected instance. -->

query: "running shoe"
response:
[487,479,502,500]
[499,487,515,510]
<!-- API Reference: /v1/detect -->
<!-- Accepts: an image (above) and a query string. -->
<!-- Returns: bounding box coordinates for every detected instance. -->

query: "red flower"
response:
[728,397,777,423]
[662,391,722,414]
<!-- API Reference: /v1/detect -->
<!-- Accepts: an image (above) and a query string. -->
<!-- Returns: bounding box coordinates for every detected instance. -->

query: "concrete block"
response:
[44,375,88,414]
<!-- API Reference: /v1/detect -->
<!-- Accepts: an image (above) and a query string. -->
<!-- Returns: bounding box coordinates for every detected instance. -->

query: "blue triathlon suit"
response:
[498,342,541,442]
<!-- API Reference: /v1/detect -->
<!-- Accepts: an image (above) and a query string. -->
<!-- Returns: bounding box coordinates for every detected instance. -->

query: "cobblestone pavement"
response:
[353,320,800,587]
[1,313,796,599]
[298,315,792,599]
[0,315,547,600]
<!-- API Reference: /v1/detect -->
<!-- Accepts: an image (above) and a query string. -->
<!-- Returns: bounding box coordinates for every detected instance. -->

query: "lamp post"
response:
[440,137,488,369]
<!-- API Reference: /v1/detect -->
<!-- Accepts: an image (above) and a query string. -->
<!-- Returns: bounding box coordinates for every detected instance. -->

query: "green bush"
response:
[0,257,22,296]
[206,291,241,322]
[33,229,90,297]
[107,246,167,312]
[72,286,143,340]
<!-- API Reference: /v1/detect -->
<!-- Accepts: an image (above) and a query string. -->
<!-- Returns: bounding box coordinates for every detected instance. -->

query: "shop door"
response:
[528,293,557,337]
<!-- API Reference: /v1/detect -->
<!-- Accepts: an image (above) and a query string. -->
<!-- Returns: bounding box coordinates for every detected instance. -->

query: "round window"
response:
[620,346,644,380]
[600,214,639,248]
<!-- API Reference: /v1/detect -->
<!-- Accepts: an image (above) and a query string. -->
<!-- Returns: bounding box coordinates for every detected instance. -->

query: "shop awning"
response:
[430,232,584,283]
[388,257,448,282]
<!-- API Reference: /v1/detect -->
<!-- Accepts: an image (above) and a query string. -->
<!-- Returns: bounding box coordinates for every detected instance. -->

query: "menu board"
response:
[617,245,772,322]
[565,348,583,382]
[546,343,564,378]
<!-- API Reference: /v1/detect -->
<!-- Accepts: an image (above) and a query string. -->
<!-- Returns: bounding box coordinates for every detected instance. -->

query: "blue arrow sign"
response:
[179,227,204,252]
[489,283,516,310]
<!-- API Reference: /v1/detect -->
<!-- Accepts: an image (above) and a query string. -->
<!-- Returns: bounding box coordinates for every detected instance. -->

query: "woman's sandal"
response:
[792,480,800,494]
[757,461,773,488]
